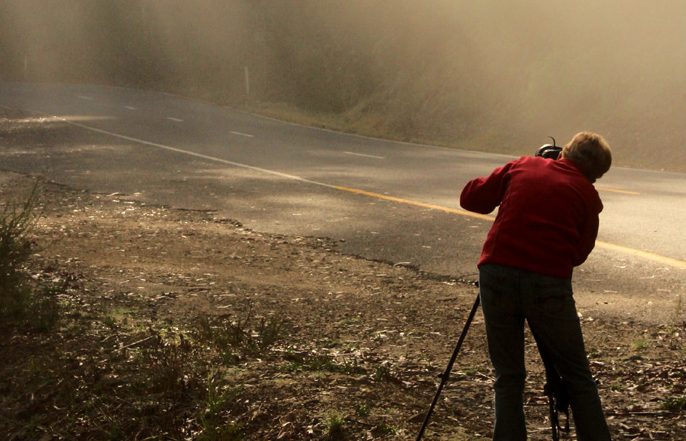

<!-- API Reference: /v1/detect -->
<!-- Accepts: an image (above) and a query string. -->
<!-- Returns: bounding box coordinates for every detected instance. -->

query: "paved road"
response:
[1,82,684,322]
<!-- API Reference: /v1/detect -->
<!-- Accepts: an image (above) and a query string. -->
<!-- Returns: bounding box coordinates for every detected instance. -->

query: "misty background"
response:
[1,0,685,171]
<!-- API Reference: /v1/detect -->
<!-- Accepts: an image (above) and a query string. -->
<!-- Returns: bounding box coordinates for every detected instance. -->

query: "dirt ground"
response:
[1,110,685,440]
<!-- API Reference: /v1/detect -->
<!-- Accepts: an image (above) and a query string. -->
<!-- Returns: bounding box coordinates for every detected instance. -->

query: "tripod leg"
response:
[531,328,566,441]
[415,294,481,441]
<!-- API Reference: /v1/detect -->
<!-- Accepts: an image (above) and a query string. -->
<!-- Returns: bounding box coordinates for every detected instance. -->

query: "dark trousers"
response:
[479,264,611,441]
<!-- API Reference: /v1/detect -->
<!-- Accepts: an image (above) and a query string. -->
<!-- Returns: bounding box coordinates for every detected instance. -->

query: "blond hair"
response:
[561,132,612,181]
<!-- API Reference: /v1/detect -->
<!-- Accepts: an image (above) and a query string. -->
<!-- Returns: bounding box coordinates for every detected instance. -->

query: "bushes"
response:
[0,181,59,331]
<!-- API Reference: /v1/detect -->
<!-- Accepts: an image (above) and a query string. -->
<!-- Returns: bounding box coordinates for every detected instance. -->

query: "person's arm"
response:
[460,161,514,214]
[574,197,603,266]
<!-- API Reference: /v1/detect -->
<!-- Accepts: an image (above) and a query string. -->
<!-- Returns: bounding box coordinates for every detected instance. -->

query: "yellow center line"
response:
[597,186,641,196]
[334,185,495,221]
[594,241,686,270]
[333,185,686,270]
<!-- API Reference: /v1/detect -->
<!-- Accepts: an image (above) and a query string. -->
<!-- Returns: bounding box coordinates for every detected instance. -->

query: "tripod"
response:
[415,293,569,441]
[415,294,481,441]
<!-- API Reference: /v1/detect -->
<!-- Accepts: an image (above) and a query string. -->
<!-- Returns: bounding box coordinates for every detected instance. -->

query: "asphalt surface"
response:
[1,81,685,322]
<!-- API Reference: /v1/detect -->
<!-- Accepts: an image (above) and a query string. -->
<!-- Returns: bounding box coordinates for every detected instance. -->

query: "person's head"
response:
[561,132,612,182]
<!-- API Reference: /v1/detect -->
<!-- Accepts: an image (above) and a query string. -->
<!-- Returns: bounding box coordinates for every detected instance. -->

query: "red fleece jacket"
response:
[460,156,603,278]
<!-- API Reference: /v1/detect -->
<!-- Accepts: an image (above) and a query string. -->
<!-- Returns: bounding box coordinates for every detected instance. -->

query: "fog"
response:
[1,0,685,169]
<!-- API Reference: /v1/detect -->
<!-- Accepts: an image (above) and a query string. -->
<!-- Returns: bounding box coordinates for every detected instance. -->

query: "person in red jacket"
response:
[460,132,613,441]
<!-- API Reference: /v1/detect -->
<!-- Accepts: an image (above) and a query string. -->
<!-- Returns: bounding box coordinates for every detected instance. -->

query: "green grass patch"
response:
[283,352,365,376]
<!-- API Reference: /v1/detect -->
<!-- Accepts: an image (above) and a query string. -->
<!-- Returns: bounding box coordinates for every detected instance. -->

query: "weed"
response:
[101,314,117,329]
[0,180,60,330]
[205,372,228,414]
[139,329,195,396]
[460,367,479,377]
[0,182,40,313]
[102,306,133,329]
[26,282,61,331]
[373,362,400,383]
[662,395,686,411]
[284,352,365,375]
[631,337,649,351]
[255,315,289,351]
[193,310,290,362]
[371,421,397,437]
[197,372,244,441]
[324,411,346,441]
[354,403,370,418]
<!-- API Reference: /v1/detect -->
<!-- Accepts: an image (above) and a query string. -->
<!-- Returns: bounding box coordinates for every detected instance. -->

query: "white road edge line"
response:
[344,151,385,160]
[77,95,94,100]
[58,116,335,189]
[166,117,183,122]
[230,131,254,138]
[125,106,137,111]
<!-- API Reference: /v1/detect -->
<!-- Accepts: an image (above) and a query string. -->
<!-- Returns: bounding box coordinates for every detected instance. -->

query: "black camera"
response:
[535,136,562,160]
